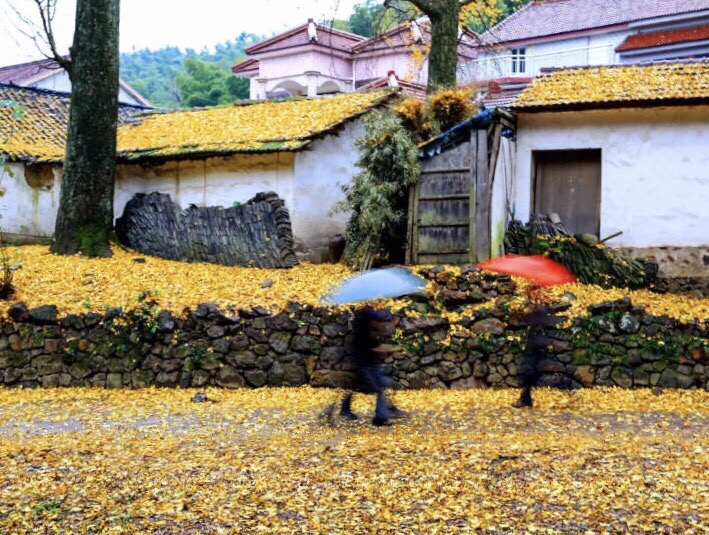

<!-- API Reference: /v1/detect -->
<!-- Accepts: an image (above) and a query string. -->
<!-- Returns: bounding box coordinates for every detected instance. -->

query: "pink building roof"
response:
[481,0,709,45]
[245,20,365,55]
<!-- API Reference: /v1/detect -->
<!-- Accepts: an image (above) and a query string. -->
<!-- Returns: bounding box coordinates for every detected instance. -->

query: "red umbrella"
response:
[477,255,576,287]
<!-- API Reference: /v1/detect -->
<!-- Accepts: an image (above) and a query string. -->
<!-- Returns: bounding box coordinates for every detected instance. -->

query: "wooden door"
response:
[533,149,601,235]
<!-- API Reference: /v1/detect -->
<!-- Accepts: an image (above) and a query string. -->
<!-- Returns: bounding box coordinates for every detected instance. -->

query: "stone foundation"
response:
[621,246,709,278]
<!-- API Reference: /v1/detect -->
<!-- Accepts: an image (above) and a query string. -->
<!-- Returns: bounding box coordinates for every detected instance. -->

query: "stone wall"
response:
[1,269,707,391]
[115,192,298,268]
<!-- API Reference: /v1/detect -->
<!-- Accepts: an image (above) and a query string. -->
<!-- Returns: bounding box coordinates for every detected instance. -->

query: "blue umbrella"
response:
[323,267,427,305]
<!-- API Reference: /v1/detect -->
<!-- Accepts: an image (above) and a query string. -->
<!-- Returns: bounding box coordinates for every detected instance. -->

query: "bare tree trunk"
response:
[51,0,120,257]
[427,1,461,92]
[403,0,474,93]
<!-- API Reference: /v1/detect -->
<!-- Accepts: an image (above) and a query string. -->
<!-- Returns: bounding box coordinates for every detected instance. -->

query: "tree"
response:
[176,58,248,107]
[399,0,479,92]
[49,0,121,256]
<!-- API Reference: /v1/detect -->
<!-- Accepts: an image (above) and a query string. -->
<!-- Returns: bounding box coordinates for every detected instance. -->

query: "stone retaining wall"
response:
[1,270,707,391]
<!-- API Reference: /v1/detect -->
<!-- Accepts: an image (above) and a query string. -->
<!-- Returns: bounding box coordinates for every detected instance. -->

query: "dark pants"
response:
[518,350,543,405]
[341,366,392,421]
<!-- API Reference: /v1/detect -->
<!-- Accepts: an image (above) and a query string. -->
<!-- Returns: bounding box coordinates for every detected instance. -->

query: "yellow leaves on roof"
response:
[117,90,392,159]
[0,101,65,161]
[514,62,709,109]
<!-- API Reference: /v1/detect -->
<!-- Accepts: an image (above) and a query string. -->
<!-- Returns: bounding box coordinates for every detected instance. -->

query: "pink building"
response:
[232,19,477,99]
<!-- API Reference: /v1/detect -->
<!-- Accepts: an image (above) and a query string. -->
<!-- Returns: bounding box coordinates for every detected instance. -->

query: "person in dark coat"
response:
[514,301,559,408]
[340,306,406,426]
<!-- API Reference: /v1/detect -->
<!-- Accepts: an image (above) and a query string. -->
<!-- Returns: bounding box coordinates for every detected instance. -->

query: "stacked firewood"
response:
[504,216,658,289]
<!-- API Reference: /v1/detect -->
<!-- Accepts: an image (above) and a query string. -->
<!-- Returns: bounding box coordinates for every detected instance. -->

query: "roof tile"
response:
[616,25,709,51]
[482,0,709,45]
[512,61,709,110]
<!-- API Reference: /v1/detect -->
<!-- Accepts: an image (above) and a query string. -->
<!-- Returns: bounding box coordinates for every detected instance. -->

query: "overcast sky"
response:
[0,0,363,66]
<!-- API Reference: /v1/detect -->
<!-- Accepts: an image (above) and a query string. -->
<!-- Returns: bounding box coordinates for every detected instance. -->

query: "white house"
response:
[0,83,396,255]
[466,0,709,107]
[0,58,152,107]
[509,61,709,277]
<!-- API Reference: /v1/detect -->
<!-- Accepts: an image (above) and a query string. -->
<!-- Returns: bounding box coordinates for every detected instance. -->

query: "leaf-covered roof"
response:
[117,90,394,161]
[0,84,148,163]
[0,85,394,163]
[512,61,709,112]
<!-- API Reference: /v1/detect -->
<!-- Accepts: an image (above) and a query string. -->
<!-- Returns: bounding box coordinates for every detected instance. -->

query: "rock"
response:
[473,360,488,378]
[106,373,123,389]
[597,317,617,333]
[191,370,210,387]
[260,279,274,289]
[227,351,257,369]
[157,311,176,332]
[437,361,463,382]
[610,367,633,388]
[619,314,640,334]
[450,376,487,389]
[191,392,209,403]
[283,359,307,386]
[131,370,154,389]
[244,370,268,388]
[69,362,92,380]
[588,301,618,315]
[216,365,245,389]
[269,331,292,354]
[28,305,59,325]
[268,361,285,386]
[320,346,346,368]
[471,318,505,336]
[7,303,29,322]
[3,367,22,384]
[537,360,565,373]
[310,370,356,388]
[291,336,321,353]
[560,292,577,302]
[212,338,230,354]
[133,258,146,264]
[33,355,64,376]
[573,365,595,387]
[322,323,346,338]
[658,368,693,389]
[440,289,468,306]
[104,307,123,321]
[411,317,448,331]
[206,326,226,339]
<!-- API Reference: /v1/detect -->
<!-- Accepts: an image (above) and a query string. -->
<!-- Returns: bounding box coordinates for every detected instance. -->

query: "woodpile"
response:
[504,215,658,289]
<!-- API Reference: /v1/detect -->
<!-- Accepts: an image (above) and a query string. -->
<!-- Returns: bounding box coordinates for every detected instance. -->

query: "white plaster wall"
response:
[356,50,429,85]
[115,153,296,221]
[0,163,60,238]
[514,106,709,248]
[293,120,365,251]
[491,136,516,257]
[31,71,145,106]
[468,31,631,81]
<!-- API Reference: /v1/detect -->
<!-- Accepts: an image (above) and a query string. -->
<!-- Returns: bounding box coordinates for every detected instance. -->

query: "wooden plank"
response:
[412,181,421,264]
[418,194,470,201]
[405,184,416,265]
[417,223,469,228]
[468,129,477,264]
[488,123,503,188]
[421,167,470,175]
[474,128,490,262]
[419,140,472,173]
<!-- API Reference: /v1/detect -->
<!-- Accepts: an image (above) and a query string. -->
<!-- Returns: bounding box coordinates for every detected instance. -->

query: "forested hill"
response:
[120,33,261,108]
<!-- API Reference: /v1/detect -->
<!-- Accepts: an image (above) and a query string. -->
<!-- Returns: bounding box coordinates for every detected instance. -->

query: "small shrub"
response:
[394,98,428,142]
[427,87,476,133]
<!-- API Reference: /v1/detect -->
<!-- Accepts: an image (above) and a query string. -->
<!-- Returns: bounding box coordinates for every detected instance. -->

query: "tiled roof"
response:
[512,61,709,111]
[0,84,147,162]
[481,0,709,45]
[246,21,365,55]
[1,84,394,162]
[0,58,63,85]
[358,73,427,100]
[617,25,709,52]
[117,90,395,161]
[232,58,259,75]
[0,58,152,107]
[353,19,477,59]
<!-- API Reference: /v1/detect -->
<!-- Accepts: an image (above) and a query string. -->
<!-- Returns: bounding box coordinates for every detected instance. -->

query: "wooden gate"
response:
[406,109,514,265]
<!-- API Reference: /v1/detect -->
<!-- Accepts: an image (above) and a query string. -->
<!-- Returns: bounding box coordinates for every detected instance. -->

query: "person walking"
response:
[340,306,406,426]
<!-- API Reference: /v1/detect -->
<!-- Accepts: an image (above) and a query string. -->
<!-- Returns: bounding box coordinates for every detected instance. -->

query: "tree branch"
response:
[402,0,435,14]
[34,0,72,70]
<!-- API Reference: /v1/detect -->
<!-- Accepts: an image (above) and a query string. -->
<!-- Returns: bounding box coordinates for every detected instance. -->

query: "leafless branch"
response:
[5,0,71,70]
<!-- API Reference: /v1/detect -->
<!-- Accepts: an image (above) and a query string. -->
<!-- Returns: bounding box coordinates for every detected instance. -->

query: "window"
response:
[511,48,526,74]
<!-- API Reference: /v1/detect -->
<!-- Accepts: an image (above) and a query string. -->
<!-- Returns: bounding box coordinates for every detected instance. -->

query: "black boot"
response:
[513,387,533,408]
[340,392,359,420]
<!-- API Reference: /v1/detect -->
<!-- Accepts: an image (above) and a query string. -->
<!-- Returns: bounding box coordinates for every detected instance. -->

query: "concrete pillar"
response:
[255,78,268,100]
[305,71,320,98]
